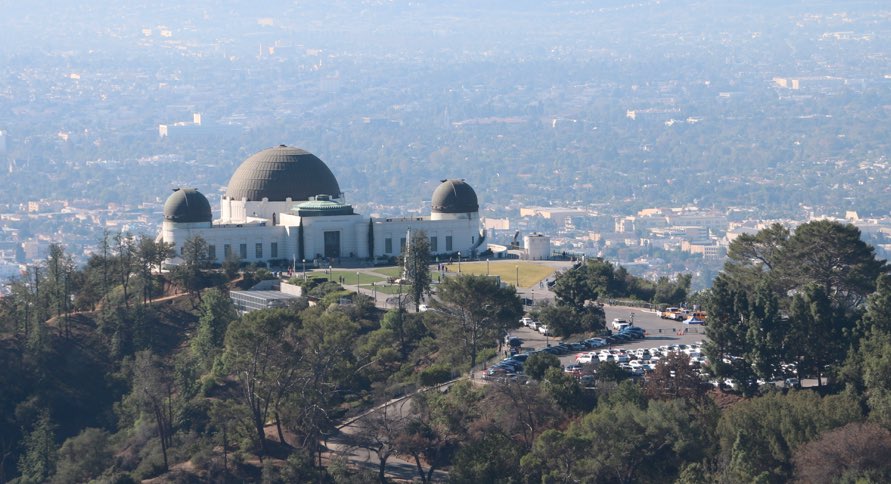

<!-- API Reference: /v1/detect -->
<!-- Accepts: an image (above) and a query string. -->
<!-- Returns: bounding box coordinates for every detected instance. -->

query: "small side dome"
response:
[164,188,212,223]
[431,179,479,214]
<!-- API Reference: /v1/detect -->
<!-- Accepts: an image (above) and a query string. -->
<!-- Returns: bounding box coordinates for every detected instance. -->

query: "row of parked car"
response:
[519,317,552,336]
[486,320,651,380]
[571,342,707,376]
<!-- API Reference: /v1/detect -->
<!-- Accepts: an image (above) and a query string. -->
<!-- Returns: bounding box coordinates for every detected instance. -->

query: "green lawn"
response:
[442,260,556,287]
[306,271,386,285]
[370,266,403,278]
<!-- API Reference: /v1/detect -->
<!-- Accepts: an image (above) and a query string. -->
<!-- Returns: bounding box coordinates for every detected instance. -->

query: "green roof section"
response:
[293,198,354,217]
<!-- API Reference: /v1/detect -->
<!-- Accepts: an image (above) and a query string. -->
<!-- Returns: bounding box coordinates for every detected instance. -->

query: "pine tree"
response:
[18,410,57,484]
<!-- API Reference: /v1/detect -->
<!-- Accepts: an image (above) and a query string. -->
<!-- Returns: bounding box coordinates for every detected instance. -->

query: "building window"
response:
[271,242,278,258]
[224,244,232,258]
[446,236,453,251]
[430,236,438,252]
[208,245,216,260]
[255,243,263,259]
[239,243,247,259]
[385,238,393,254]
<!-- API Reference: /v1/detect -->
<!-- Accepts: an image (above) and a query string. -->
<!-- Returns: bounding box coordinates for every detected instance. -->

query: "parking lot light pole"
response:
[515,264,519,287]
[486,258,490,275]
[356,271,360,290]
[458,252,462,273]
[302,259,306,281]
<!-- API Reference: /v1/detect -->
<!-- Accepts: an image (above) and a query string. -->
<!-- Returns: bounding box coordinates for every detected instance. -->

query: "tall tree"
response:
[353,404,408,484]
[403,229,432,312]
[435,274,523,370]
[127,351,175,472]
[17,409,57,484]
[191,288,238,373]
[222,309,300,458]
[113,232,136,308]
[779,220,885,313]
[172,235,211,303]
[786,285,845,388]
[287,309,359,467]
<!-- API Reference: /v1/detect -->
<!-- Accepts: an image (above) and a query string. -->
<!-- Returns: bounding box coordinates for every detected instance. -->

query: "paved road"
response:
[325,383,453,482]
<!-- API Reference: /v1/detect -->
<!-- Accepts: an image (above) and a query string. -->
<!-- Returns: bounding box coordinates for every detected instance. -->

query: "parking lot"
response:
[508,305,706,360]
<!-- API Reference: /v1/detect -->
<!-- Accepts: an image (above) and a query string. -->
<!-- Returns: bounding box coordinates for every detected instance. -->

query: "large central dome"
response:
[224,145,341,202]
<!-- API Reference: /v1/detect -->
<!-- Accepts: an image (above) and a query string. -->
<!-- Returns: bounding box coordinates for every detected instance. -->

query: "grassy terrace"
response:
[443,260,556,287]
[298,261,557,296]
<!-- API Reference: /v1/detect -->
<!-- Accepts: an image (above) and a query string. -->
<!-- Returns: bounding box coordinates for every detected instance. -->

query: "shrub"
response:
[419,364,454,386]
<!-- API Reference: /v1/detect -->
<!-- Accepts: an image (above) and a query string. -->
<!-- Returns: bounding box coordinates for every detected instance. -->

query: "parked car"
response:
[585,338,607,348]
[538,325,551,336]
[611,318,630,331]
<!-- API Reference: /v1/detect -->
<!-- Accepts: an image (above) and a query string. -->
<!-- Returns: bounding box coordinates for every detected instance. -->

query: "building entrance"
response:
[324,231,341,258]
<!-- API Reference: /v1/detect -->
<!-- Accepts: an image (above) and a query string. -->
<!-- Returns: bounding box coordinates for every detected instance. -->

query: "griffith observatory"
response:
[160,145,485,265]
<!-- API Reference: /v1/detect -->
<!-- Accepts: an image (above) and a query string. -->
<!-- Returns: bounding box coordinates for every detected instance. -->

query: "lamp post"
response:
[372,282,376,301]
[356,271,360,290]
[515,264,519,287]
[457,251,461,273]
[302,258,306,281]
[486,258,490,275]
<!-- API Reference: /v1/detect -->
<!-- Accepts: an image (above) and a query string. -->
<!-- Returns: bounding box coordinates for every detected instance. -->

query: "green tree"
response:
[524,352,561,380]
[285,308,359,466]
[126,351,176,472]
[552,262,598,309]
[434,274,523,370]
[535,301,584,338]
[403,229,432,312]
[17,409,57,484]
[524,396,716,483]
[717,391,861,483]
[222,309,299,458]
[704,276,787,394]
[479,380,562,449]
[113,231,136,309]
[51,428,112,484]
[450,432,524,484]
[778,220,885,313]
[190,288,237,373]
[786,285,845,387]
[171,235,212,303]
[399,381,484,483]
[652,273,691,306]
[542,367,595,414]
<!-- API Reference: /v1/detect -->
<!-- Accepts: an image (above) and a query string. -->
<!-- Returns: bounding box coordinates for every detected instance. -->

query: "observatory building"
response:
[160,145,484,264]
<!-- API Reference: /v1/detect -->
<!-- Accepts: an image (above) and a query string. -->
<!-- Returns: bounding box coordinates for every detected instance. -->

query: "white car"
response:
[538,325,551,336]
[611,318,630,331]
[520,317,533,326]
[576,353,596,364]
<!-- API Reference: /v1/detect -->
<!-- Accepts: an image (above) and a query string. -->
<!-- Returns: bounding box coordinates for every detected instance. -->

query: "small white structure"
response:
[524,233,551,260]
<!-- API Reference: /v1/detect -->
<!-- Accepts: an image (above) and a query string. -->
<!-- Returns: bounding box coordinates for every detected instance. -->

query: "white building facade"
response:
[160,145,484,265]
